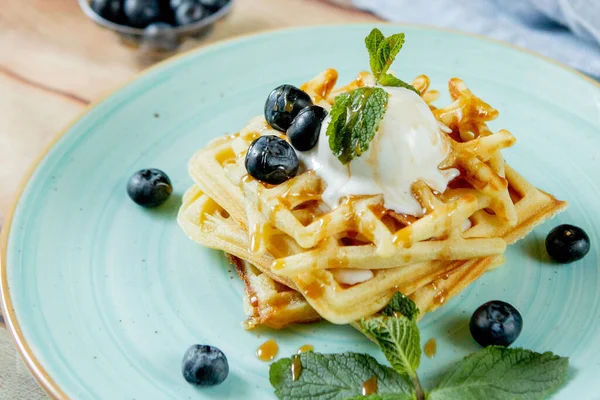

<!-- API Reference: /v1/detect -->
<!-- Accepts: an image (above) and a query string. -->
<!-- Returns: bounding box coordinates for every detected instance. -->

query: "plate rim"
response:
[1,22,598,400]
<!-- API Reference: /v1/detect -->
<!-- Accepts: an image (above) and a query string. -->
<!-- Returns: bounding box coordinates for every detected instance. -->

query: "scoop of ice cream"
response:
[299,85,458,216]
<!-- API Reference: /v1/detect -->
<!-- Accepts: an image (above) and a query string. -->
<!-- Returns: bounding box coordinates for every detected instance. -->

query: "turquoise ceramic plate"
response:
[2,24,599,399]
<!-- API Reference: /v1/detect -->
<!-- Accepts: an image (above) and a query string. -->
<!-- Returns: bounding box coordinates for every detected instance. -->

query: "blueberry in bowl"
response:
[123,0,163,28]
[173,0,207,26]
[90,0,125,24]
[198,0,229,12]
[79,0,234,53]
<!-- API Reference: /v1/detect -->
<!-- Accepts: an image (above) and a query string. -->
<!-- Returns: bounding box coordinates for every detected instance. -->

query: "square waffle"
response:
[178,70,566,325]
[179,186,507,328]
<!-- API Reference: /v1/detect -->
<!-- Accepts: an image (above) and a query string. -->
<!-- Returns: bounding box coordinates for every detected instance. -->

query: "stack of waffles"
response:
[178,69,566,329]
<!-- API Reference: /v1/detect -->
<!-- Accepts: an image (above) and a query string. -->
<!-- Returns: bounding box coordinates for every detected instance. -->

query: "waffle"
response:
[179,70,566,325]
[179,186,508,328]
[227,253,321,329]
[179,186,320,329]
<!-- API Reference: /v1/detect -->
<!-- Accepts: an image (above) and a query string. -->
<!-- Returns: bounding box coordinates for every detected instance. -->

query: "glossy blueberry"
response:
[127,168,172,207]
[123,0,162,28]
[545,224,590,263]
[182,345,229,386]
[198,0,228,12]
[158,1,177,24]
[287,105,327,151]
[173,0,206,25]
[264,85,313,132]
[470,301,522,347]
[245,136,299,184]
[91,0,125,23]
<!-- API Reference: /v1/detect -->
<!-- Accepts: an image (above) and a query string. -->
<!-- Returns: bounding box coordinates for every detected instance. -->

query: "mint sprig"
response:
[269,352,414,400]
[428,346,569,400]
[361,316,421,378]
[378,74,420,93]
[327,29,421,164]
[326,87,388,164]
[364,28,419,94]
[270,293,569,400]
[361,311,425,399]
[365,28,385,76]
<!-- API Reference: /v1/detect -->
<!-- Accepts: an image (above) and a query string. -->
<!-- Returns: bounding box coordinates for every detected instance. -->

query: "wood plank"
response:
[0,0,378,100]
[0,0,378,225]
[0,74,86,223]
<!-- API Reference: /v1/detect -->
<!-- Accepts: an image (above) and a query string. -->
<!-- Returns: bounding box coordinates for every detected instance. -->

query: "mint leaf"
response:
[363,29,419,93]
[361,316,421,378]
[381,292,420,321]
[378,74,420,95]
[365,28,385,78]
[327,87,388,164]
[269,352,414,400]
[428,346,569,400]
[376,33,405,78]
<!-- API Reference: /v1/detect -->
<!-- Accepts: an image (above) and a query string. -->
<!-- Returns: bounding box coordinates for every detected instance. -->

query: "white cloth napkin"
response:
[352,0,600,79]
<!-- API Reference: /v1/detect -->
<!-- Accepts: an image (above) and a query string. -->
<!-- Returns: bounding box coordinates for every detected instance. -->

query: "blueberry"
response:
[545,224,590,263]
[287,105,327,151]
[123,0,162,28]
[182,345,229,386]
[264,85,313,132]
[173,0,206,25]
[127,168,172,207]
[470,301,522,347]
[197,0,228,12]
[245,136,299,184]
[158,1,177,24]
[91,0,125,23]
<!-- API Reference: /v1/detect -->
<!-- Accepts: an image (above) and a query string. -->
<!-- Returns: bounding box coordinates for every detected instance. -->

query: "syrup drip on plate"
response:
[424,338,437,358]
[256,339,278,361]
[297,344,314,354]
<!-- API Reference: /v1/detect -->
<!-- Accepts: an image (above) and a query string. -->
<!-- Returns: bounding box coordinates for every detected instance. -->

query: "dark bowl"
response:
[78,0,234,53]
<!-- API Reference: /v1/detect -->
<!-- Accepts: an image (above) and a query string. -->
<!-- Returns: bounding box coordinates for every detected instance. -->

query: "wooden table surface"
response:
[0,0,378,230]
[0,2,377,397]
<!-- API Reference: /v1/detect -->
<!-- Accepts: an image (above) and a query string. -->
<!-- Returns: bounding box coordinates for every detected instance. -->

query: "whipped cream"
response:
[299,86,459,216]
